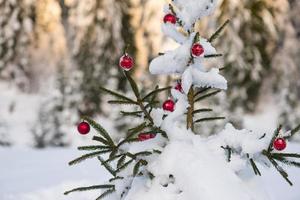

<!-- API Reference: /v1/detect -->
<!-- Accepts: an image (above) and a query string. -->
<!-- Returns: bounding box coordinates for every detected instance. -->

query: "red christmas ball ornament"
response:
[138,133,156,141]
[273,138,287,151]
[191,43,204,57]
[119,54,134,71]
[175,81,183,93]
[163,13,176,24]
[77,121,90,135]
[163,99,175,112]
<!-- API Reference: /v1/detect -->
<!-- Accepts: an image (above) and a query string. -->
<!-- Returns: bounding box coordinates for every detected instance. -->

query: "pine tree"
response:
[63,1,300,199]
[0,0,36,91]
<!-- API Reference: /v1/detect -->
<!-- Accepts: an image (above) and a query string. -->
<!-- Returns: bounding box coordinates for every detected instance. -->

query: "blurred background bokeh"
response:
[0,0,299,147]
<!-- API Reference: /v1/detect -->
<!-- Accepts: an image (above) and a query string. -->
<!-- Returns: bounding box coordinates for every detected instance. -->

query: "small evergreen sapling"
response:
[65,1,300,199]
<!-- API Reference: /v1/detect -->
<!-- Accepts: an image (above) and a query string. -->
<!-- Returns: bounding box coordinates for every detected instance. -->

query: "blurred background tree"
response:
[0,0,299,147]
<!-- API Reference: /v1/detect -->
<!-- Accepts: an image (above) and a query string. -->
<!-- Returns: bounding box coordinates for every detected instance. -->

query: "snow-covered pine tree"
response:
[65,1,300,200]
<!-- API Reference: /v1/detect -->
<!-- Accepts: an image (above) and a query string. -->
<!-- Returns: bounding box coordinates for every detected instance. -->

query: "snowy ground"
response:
[0,144,299,200]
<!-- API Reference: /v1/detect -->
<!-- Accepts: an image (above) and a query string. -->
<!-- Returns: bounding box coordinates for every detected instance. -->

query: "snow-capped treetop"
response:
[167,0,218,30]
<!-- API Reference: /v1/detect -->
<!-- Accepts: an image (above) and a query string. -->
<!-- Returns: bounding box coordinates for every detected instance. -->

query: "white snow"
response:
[171,0,218,30]
[1,143,299,200]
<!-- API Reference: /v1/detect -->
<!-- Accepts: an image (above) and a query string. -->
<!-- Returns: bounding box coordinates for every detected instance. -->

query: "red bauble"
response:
[191,43,204,57]
[163,99,175,112]
[77,122,90,135]
[138,133,156,141]
[163,13,176,24]
[273,138,287,151]
[175,81,183,93]
[119,55,134,71]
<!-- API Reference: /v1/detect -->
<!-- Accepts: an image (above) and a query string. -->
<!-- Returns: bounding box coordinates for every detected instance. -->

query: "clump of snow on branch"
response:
[171,0,219,30]
[149,32,227,93]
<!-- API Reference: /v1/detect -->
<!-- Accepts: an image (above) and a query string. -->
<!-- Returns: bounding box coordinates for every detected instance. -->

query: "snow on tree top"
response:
[171,0,218,30]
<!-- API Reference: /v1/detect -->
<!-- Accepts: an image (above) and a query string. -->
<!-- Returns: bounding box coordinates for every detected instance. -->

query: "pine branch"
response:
[142,86,171,101]
[194,90,221,102]
[69,150,111,166]
[98,156,116,177]
[204,54,223,58]
[262,150,293,186]
[78,145,111,151]
[290,124,300,137]
[208,19,230,43]
[83,116,115,147]
[194,117,225,124]
[267,125,282,152]
[96,189,116,200]
[99,86,136,104]
[64,185,114,195]
[192,108,213,115]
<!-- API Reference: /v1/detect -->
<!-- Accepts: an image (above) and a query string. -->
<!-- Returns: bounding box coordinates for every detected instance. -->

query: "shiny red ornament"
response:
[138,133,156,141]
[163,99,175,112]
[77,122,90,135]
[273,138,287,151]
[163,13,176,24]
[119,54,134,71]
[191,43,204,57]
[175,81,183,93]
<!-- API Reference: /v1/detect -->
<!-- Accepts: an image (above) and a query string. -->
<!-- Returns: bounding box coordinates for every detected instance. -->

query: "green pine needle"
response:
[77,145,111,151]
[195,90,222,102]
[117,155,127,168]
[133,161,141,176]
[116,159,134,173]
[204,54,223,58]
[83,117,115,146]
[249,158,261,176]
[64,185,114,195]
[194,117,225,124]
[99,86,136,104]
[194,87,211,97]
[142,86,171,101]
[96,189,116,200]
[93,136,111,146]
[291,124,300,137]
[69,150,111,166]
[120,111,143,117]
[208,19,230,43]
[124,71,140,99]
[192,108,213,115]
